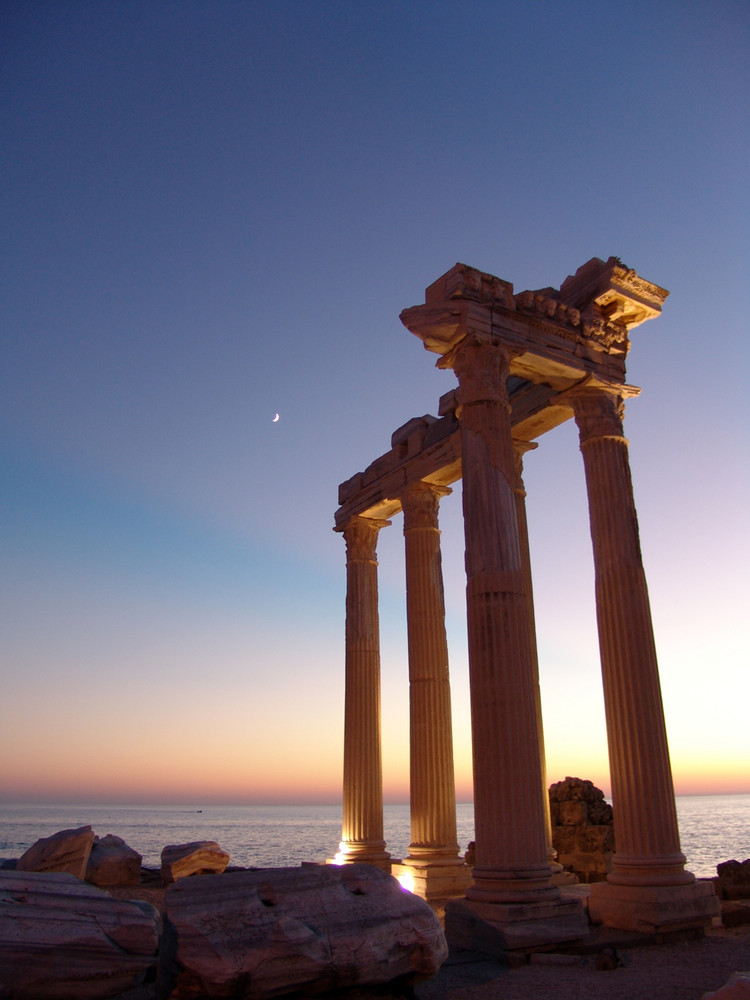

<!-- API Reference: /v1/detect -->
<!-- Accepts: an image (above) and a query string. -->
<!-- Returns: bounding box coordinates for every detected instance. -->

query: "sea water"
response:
[0,795,747,879]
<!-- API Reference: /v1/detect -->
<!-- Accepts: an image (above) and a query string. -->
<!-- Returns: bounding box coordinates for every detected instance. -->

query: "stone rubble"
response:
[549,776,615,883]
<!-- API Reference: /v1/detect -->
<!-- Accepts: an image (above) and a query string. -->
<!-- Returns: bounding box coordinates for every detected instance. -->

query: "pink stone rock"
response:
[16,825,95,879]
[0,869,159,999]
[160,840,229,883]
[702,972,750,999]
[86,833,142,887]
[157,863,447,999]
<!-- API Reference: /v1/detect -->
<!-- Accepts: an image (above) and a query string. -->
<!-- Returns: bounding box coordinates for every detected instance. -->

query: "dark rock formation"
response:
[717,859,750,899]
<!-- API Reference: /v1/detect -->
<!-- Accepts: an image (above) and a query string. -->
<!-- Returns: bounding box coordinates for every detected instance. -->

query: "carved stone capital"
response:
[401,480,452,531]
[570,387,626,446]
[440,335,515,411]
[342,516,390,562]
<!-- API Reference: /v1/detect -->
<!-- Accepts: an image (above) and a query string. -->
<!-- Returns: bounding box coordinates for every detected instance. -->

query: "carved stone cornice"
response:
[559,256,669,331]
[341,516,390,561]
[401,480,451,531]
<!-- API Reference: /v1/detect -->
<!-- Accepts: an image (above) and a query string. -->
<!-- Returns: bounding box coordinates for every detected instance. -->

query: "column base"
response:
[444,895,588,955]
[588,879,720,933]
[391,859,473,904]
[327,843,392,873]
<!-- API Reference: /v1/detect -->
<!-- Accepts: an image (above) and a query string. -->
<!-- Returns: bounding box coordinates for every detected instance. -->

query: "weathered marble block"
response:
[0,869,159,999]
[161,840,230,883]
[157,863,447,999]
[86,833,142,887]
[16,824,95,879]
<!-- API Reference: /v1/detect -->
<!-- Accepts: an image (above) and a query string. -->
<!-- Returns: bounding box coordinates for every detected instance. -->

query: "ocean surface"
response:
[1,795,747,880]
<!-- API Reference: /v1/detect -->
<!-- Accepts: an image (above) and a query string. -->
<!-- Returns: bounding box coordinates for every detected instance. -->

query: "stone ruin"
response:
[549,777,614,883]
[332,257,719,952]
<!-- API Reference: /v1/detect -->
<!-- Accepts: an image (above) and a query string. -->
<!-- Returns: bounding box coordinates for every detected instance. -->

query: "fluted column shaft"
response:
[512,441,559,871]
[339,515,391,865]
[401,480,461,862]
[446,336,555,904]
[572,386,691,887]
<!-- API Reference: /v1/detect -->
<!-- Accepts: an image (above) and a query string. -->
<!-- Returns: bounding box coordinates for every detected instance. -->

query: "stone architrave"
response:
[390,480,472,904]
[569,380,719,931]
[335,515,392,869]
[430,333,584,948]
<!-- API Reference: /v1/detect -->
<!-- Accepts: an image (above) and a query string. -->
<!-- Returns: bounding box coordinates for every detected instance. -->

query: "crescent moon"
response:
[272,413,280,423]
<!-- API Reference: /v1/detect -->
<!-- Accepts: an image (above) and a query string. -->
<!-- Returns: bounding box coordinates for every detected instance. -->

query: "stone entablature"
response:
[336,257,667,529]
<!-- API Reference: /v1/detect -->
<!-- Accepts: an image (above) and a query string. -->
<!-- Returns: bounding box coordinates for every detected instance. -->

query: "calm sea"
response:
[0,796,747,880]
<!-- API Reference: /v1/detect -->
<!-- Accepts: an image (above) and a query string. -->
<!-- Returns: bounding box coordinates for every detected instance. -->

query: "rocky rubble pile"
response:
[549,776,614,883]
[1,826,447,1000]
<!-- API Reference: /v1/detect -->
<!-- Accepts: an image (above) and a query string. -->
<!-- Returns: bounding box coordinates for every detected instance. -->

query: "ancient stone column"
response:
[390,481,471,902]
[570,382,718,929]
[512,440,560,876]
[336,515,391,870]
[439,335,586,948]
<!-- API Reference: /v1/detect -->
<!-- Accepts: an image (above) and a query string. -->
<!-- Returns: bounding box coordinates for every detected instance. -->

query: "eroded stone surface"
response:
[157,863,447,999]
[549,777,614,883]
[16,825,95,879]
[86,833,142,887]
[160,840,229,883]
[0,869,159,999]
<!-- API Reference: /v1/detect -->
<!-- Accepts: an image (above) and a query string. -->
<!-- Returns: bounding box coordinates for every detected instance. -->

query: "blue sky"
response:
[2,0,748,806]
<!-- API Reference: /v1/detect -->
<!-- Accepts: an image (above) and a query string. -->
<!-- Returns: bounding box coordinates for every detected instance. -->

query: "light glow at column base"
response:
[396,870,415,893]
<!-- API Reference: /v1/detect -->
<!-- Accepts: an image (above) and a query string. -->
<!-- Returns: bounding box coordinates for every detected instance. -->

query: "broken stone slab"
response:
[0,869,160,999]
[160,840,229,883]
[157,863,448,999]
[86,833,142,887]
[16,824,95,879]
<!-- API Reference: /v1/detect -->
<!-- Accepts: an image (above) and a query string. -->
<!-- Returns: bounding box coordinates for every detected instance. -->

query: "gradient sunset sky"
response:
[2,1,748,806]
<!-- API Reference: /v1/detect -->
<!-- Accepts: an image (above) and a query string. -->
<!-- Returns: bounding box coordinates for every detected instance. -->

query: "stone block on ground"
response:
[86,833,142,887]
[717,860,750,899]
[0,869,160,999]
[157,863,447,999]
[160,840,229,884]
[16,825,95,879]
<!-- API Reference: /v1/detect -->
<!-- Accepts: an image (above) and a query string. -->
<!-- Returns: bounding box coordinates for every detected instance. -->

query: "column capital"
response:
[559,377,639,448]
[437,334,518,412]
[400,480,452,531]
[340,515,391,561]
